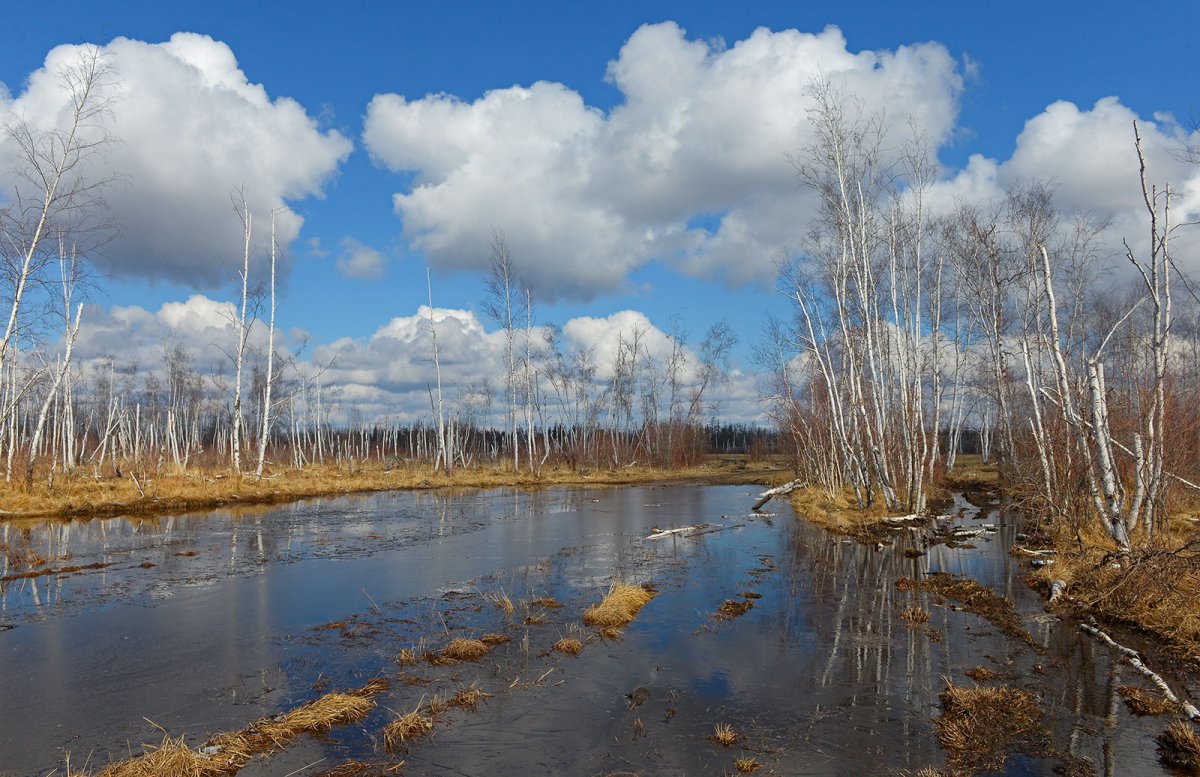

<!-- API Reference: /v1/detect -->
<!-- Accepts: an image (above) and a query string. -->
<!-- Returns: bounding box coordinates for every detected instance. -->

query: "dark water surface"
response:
[0,485,1185,775]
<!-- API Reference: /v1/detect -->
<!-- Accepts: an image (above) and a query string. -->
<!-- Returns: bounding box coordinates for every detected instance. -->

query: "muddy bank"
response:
[0,484,1191,775]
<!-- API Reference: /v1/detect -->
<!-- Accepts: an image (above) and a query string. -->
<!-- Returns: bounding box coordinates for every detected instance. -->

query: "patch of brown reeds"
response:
[1117,685,1178,716]
[526,596,564,609]
[716,599,753,620]
[917,573,1039,650]
[733,757,762,773]
[936,682,1045,773]
[582,582,656,629]
[739,591,762,600]
[94,678,387,776]
[447,684,492,713]
[1157,721,1200,772]
[709,722,738,747]
[382,707,434,753]
[964,666,1001,683]
[428,637,492,664]
[479,633,512,646]
[900,606,930,627]
[553,637,584,656]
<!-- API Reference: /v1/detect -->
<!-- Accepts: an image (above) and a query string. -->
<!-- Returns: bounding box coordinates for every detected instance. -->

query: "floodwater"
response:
[0,484,1191,775]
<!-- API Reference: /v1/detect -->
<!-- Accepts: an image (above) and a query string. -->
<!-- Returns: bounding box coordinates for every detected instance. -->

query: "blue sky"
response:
[2,1,1198,421]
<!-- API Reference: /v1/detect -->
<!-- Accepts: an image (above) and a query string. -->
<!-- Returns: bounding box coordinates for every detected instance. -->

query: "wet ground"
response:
[0,485,1192,775]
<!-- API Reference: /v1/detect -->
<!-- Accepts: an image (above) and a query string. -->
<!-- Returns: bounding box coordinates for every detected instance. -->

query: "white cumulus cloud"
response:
[363,22,964,299]
[0,33,352,288]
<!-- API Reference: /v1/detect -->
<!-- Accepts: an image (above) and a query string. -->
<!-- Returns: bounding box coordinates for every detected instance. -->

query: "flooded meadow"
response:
[0,484,1192,775]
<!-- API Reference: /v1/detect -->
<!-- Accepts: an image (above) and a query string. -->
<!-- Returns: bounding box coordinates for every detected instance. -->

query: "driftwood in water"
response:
[752,479,806,511]
[882,514,920,525]
[646,523,741,541]
[1079,620,1200,721]
[1048,580,1067,605]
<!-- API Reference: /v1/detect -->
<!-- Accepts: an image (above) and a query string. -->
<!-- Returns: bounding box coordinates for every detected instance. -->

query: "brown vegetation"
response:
[709,723,738,747]
[0,457,787,525]
[553,637,584,656]
[899,606,930,627]
[916,573,1039,650]
[382,708,434,753]
[716,599,753,619]
[936,682,1045,773]
[1118,685,1179,716]
[964,666,1001,683]
[582,582,656,629]
[1157,721,1200,772]
[91,678,387,776]
[430,638,492,664]
[733,757,762,773]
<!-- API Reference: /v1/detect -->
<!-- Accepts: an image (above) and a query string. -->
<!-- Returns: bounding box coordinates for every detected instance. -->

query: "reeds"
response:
[1118,685,1178,716]
[709,723,738,746]
[964,666,1001,682]
[733,757,762,773]
[716,599,753,620]
[382,707,433,753]
[553,637,584,656]
[94,678,388,776]
[937,682,1044,772]
[582,582,656,629]
[1157,721,1200,771]
[900,606,930,627]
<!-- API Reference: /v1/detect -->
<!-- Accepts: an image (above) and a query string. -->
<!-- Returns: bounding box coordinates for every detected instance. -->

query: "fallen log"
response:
[882,514,920,525]
[1079,620,1200,721]
[752,479,806,511]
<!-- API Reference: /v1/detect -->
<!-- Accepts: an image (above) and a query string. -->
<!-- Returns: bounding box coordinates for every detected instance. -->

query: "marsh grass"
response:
[582,582,656,629]
[92,678,388,776]
[1117,685,1178,716]
[936,682,1045,773]
[709,723,738,747]
[552,637,584,656]
[1157,721,1200,771]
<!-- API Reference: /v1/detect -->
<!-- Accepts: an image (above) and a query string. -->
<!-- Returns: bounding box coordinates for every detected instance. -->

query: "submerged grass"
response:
[553,637,584,656]
[936,682,1045,773]
[715,599,753,620]
[582,582,656,629]
[382,708,433,753]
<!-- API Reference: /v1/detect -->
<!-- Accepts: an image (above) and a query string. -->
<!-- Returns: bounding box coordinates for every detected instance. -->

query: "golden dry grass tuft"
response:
[582,582,656,629]
[1157,721,1200,772]
[93,678,387,776]
[479,633,511,646]
[431,638,492,664]
[733,757,762,773]
[526,596,564,609]
[397,648,419,667]
[937,682,1045,773]
[553,637,584,656]
[709,723,739,747]
[382,709,434,753]
[900,606,930,627]
[1117,685,1178,716]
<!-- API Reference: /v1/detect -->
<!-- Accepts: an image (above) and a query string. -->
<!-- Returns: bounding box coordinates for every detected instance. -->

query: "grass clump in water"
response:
[964,665,1001,682]
[716,599,753,619]
[900,606,930,627]
[553,637,584,656]
[1157,721,1200,771]
[709,722,738,746]
[582,581,656,629]
[936,682,1045,773]
[733,757,762,773]
[917,573,1039,650]
[1117,685,1178,716]
[383,708,434,753]
[430,637,492,664]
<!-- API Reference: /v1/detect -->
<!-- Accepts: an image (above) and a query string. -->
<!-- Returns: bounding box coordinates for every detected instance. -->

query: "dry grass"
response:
[733,758,762,773]
[787,485,898,543]
[937,682,1045,773]
[1117,685,1179,716]
[964,666,1001,683]
[479,633,511,646]
[431,638,492,664]
[447,684,492,713]
[916,573,1039,650]
[92,678,387,776]
[382,708,433,753]
[900,606,930,627]
[1157,721,1200,772]
[582,582,656,629]
[396,648,419,667]
[553,637,584,656]
[1031,517,1200,656]
[0,457,787,524]
[526,596,564,609]
[709,723,738,747]
[716,599,753,620]
[485,591,516,617]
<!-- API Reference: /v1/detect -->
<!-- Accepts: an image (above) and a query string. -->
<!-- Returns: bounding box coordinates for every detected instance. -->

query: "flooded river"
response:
[0,485,1189,775]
